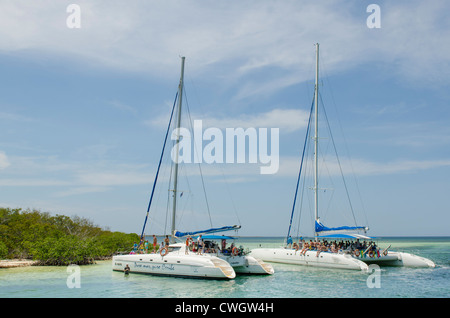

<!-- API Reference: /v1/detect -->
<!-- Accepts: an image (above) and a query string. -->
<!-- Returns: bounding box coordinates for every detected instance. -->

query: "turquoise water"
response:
[0,237,448,298]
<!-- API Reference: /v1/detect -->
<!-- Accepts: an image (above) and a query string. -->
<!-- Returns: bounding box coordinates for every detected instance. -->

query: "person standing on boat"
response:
[221,238,227,252]
[287,236,293,249]
[185,235,192,254]
[197,235,204,255]
[152,235,157,253]
[298,238,304,249]
[164,235,170,247]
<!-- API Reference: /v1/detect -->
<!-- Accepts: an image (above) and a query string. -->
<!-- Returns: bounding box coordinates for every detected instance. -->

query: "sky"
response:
[0,0,449,237]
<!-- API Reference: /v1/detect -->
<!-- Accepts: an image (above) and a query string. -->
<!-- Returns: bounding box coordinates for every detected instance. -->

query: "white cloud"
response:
[53,186,111,198]
[351,159,450,176]
[76,171,152,187]
[149,108,310,133]
[0,178,70,187]
[0,152,10,169]
[108,100,137,115]
[0,111,34,122]
[277,156,450,178]
[1,0,448,99]
[0,154,152,188]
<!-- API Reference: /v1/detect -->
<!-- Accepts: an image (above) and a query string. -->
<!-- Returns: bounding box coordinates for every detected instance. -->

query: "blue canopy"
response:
[174,225,241,238]
[315,220,367,233]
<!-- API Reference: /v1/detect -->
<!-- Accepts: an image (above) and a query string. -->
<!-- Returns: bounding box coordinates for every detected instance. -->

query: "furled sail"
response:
[315,220,367,233]
[174,225,241,238]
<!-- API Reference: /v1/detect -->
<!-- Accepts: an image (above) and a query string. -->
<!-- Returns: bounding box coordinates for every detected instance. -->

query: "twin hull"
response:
[218,254,275,275]
[250,248,435,270]
[112,253,235,279]
[249,248,369,271]
[356,251,435,268]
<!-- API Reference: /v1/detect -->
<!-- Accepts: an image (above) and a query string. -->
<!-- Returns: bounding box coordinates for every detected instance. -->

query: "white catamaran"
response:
[173,231,274,275]
[250,44,435,270]
[112,57,236,279]
[250,44,368,271]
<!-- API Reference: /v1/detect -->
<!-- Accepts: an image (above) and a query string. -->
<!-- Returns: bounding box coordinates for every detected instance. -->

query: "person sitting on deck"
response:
[316,241,329,257]
[330,242,338,253]
[300,242,309,255]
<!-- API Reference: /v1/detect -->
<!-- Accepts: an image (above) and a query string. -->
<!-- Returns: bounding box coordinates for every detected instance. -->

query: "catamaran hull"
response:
[356,251,435,268]
[112,254,236,279]
[219,254,274,275]
[249,248,369,271]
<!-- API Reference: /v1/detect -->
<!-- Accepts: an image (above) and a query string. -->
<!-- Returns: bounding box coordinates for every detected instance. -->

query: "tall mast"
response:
[314,43,319,238]
[171,56,185,242]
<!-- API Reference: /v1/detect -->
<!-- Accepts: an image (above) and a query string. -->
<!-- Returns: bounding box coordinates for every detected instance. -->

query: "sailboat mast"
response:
[314,43,319,238]
[171,56,185,242]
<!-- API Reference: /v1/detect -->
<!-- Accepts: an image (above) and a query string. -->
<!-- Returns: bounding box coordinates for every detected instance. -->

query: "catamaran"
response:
[250,44,435,270]
[315,221,435,268]
[174,229,274,275]
[250,44,368,271]
[112,57,236,279]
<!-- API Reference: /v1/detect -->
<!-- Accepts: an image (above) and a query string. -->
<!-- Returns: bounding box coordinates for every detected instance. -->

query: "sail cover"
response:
[317,233,373,240]
[315,220,367,233]
[174,225,241,238]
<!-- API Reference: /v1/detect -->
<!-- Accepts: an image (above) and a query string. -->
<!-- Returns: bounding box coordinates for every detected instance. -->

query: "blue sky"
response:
[0,0,449,237]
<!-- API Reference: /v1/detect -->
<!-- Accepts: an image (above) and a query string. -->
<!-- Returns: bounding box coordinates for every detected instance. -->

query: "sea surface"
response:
[0,237,448,298]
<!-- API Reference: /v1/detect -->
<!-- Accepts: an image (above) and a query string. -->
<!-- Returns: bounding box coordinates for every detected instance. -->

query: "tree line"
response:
[0,207,139,265]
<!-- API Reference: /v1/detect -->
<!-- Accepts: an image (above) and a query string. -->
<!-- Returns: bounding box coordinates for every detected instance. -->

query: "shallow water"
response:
[0,237,448,298]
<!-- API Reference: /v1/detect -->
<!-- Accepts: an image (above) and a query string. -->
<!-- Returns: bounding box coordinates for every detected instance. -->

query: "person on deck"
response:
[221,239,227,252]
[197,235,204,255]
[152,235,157,253]
[287,236,293,249]
[164,235,170,247]
[185,236,192,254]
[300,242,309,255]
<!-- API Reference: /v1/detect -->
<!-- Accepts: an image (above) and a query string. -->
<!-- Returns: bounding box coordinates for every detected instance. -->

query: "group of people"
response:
[184,234,240,256]
[130,234,241,256]
[184,235,209,255]
[131,234,171,254]
[287,236,383,258]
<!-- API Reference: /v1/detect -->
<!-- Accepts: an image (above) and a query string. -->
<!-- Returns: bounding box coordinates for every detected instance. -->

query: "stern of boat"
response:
[233,256,274,275]
[210,257,236,279]
[355,251,435,268]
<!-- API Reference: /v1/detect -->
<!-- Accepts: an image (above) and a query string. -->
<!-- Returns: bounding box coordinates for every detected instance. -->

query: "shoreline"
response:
[0,257,113,268]
[0,259,39,268]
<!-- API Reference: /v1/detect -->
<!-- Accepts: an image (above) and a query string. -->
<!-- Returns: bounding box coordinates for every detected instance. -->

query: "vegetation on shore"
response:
[0,207,139,266]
